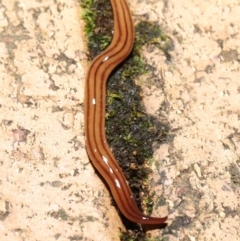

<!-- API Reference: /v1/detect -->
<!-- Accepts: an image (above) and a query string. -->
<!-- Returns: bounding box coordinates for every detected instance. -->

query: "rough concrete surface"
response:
[0,0,240,241]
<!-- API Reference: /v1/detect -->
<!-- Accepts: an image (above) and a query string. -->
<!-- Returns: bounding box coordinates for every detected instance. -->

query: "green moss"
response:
[81,0,113,58]
[81,0,95,36]
[145,197,154,214]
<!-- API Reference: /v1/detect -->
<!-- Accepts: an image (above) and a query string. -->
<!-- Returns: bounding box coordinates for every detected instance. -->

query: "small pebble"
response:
[219,211,226,218]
